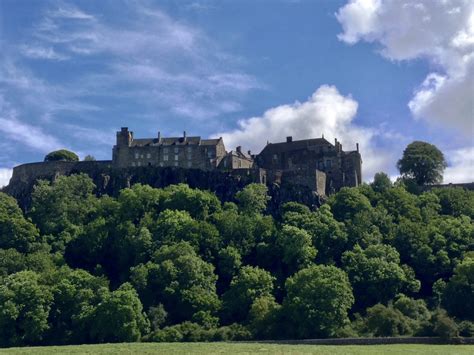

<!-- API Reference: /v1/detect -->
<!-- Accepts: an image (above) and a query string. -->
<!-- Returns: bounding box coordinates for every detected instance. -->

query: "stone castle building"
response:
[112,127,362,195]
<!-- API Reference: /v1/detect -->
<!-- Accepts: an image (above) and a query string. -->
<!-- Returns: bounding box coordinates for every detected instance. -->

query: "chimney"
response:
[322,133,324,139]
[183,131,187,138]
[121,127,128,132]
[356,143,359,152]
[248,150,251,156]
[286,136,293,143]
[236,146,242,153]
[158,131,161,141]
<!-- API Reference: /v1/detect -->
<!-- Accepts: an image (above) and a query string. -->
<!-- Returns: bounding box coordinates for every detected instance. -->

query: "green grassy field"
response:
[0,343,473,355]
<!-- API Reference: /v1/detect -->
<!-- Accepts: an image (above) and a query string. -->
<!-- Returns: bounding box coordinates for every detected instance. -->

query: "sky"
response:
[0,0,473,187]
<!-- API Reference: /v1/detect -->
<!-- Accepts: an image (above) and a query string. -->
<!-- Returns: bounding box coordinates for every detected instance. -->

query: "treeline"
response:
[0,173,473,347]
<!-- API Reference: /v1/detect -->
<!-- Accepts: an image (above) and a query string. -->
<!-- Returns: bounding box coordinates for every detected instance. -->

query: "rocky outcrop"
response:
[3,161,323,212]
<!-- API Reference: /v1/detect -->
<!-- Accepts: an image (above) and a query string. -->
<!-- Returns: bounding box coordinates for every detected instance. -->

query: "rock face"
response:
[2,160,322,213]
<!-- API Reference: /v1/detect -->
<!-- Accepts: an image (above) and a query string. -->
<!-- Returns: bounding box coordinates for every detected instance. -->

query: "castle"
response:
[4,127,362,209]
[112,127,362,195]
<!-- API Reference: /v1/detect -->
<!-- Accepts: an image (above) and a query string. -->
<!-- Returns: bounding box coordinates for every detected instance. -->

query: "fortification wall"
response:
[3,161,322,212]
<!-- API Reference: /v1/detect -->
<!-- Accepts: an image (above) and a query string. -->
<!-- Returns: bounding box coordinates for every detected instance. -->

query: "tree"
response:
[44,149,79,162]
[29,174,97,251]
[443,258,474,320]
[397,141,447,185]
[276,225,317,274]
[283,265,354,338]
[0,271,52,347]
[83,155,96,161]
[0,192,42,253]
[342,244,420,310]
[235,183,269,214]
[329,187,372,222]
[46,268,108,344]
[130,242,220,323]
[371,172,392,194]
[222,266,275,323]
[90,283,150,343]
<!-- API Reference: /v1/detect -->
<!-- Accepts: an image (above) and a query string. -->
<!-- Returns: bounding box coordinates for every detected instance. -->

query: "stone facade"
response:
[256,136,362,193]
[113,128,226,170]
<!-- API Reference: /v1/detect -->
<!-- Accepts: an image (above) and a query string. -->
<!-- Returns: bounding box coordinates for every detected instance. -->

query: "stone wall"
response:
[3,161,322,212]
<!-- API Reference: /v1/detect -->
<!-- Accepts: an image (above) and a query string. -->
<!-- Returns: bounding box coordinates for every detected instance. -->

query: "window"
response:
[187,161,192,168]
[134,153,139,159]
[164,155,169,161]
[174,147,179,153]
[318,161,324,169]
[159,162,164,167]
[207,151,214,158]
[174,162,179,167]
[146,153,151,159]
[163,147,169,154]
[187,146,193,153]
[137,161,141,167]
[326,160,332,168]
[131,162,136,167]
[140,154,144,159]
[174,155,179,161]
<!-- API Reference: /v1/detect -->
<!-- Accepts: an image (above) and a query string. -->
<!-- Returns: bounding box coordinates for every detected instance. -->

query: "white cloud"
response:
[443,146,474,183]
[0,168,13,188]
[336,0,474,134]
[22,1,262,120]
[20,45,69,61]
[217,85,391,181]
[0,96,63,153]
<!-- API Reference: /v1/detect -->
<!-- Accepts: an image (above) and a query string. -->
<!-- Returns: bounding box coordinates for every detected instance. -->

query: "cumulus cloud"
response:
[217,85,391,180]
[443,146,474,183]
[0,168,13,188]
[336,0,474,134]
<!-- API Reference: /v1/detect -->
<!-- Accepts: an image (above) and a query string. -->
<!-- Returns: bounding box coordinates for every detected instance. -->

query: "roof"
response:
[130,136,222,147]
[227,149,253,160]
[259,137,333,155]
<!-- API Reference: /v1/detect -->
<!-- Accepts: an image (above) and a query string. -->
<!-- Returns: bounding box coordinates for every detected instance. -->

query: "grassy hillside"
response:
[1,343,474,355]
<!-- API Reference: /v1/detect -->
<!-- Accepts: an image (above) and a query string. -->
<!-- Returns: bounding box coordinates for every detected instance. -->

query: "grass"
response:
[1,343,473,355]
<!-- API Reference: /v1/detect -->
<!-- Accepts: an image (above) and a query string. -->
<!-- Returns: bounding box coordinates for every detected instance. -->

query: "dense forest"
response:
[0,143,473,347]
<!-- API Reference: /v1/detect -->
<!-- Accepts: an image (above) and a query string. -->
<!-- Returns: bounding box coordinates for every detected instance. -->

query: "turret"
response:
[116,127,133,147]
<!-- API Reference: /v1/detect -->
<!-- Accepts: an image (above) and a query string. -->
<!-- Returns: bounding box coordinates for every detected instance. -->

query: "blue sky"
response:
[1,0,473,186]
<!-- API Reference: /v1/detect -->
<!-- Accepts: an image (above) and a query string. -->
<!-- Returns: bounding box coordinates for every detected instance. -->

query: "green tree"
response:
[371,172,392,194]
[0,192,42,253]
[83,155,96,161]
[397,141,447,185]
[342,244,420,310]
[364,303,412,337]
[46,268,108,344]
[276,225,316,274]
[222,266,275,323]
[90,283,150,343]
[162,184,221,220]
[330,187,372,222]
[433,187,474,218]
[443,259,474,320]
[44,149,79,162]
[283,265,354,338]
[235,183,269,214]
[0,271,52,347]
[130,242,220,323]
[29,174,97,250]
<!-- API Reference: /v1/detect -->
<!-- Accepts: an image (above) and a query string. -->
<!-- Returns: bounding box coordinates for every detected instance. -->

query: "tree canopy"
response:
[397,141,447,185]
[0,173,472,345]
[44,150,79,162]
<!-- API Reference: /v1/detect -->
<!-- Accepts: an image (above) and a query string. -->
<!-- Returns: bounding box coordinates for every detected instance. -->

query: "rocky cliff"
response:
[3,161,323,213]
